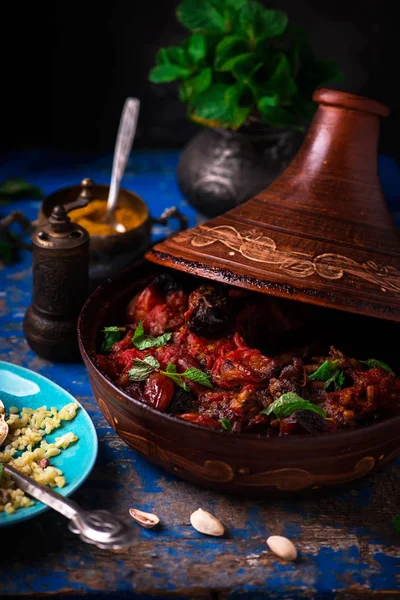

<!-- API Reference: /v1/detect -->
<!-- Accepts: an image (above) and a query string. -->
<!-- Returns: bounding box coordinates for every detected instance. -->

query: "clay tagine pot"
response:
[147,89,400,322]
[78,89,400,495]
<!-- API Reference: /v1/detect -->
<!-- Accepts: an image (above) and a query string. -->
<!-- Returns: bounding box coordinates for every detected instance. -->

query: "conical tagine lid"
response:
[146,89,400,322]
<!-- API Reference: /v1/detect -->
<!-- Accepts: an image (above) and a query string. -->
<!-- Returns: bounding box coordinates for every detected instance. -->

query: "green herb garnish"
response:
[160,364,213,392]
[221,418,232,431]
[308,360,345,391]
[160,363,190,391]
[0,463,3,477]
[360,358,395,376]
[128,358,213,391]
[132,321,172,350]
[102,326,126,352]
[128,356,161,381]
[261,392,326,420]
[392,515,400,533]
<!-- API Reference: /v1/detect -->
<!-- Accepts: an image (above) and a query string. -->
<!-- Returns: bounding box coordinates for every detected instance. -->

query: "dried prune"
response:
[280,410,334,435]
[186,285,233,338]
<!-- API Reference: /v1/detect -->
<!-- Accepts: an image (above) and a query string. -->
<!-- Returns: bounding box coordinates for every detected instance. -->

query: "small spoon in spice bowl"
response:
[102,97,141,234]
[0,399,9,446]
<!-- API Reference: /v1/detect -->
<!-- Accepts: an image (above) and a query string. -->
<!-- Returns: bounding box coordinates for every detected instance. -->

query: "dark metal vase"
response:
[176,125,304,219]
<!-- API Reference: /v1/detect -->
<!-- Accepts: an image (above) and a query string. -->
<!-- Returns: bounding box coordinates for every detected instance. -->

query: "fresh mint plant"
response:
[149,0,342,130]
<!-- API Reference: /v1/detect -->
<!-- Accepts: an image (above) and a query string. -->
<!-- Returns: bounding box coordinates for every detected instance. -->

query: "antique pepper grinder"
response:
[23,192,90,362]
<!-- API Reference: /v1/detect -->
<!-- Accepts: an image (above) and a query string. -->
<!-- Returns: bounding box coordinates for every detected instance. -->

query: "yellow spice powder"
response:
[69,200,141,236]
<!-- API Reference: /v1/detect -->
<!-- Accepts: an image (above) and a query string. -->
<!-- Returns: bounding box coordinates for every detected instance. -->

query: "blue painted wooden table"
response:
[1,150,400,599]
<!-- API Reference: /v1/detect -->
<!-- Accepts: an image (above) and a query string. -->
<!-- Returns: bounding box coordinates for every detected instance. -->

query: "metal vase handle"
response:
[152,206,188,233]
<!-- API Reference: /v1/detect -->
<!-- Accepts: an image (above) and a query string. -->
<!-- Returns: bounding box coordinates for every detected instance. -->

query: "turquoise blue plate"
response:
[0,361,98,527]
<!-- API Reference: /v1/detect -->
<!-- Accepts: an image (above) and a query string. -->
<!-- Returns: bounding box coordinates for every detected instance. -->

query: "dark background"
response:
[1,0,398,157]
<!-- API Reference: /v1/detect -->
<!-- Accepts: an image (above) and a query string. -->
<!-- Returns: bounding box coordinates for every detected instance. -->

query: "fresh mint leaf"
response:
[256,104,301,128]
[308,359,345,391]
[268,53,297,101]
[261,392,326,420]
[239,3,287,42]
[160,364,190,392]
[132,321,172,350]
[309,360,339,382]
[179,68,212,103]
[324,369,345,392]
[221,418,232,431]
[232,106,250,129]
[102,326,125,353]
[177,0,226,33]
[160,363,212,391]
[187,34,207,64]
[258,94,280,109]
[214,35,248,70]
[128,356,160,381]
[191,83,233,125]
[163,46,189,67]
[218,52,254,73]
[392,514,400,533]
[181,367,213,388]
[360,359,395,376]
[132,321,145,340]
[149,64,192,83]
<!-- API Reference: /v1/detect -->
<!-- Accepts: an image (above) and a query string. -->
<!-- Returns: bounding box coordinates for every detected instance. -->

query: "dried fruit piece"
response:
[190,508,224,536]
[129,508,160,529]
[267,535,297,561]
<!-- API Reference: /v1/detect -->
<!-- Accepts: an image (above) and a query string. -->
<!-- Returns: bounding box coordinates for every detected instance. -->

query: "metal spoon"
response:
[3,464,136,551]
[0,399,8,446]
[102,97,141,233]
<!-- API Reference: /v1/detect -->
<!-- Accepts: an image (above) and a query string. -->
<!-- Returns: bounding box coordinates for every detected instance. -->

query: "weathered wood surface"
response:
[0,151,399,599]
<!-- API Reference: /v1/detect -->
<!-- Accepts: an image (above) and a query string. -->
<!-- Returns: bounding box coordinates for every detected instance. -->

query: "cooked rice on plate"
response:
[0,401,79,514]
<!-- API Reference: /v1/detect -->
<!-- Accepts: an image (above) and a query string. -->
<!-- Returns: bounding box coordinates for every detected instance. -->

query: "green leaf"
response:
[256,104,301,129]
[224,83,242,106]
[214,35,248,70]
[258,94,280,109]
[0,463,3,477]
[261,392,326,420]
[232,106,250,129]
[308,359,345,391]
[392,514,400,533]
[360,359,395,377]
[149,64,193,83]
[180,68,212,103]
[0,179,43,200]
[218,51,254,72]
[102,326,125,353]
[187,34,207,65]
[132,321,172,350]
[128,356,160,382]
[192,83,233,124]
[324,370,345,392]
[160,363,190,392]
[221,418,232,431]
[160,46,189,67]
[309,360,339,382]
[177,0,226,33]
[181,367,213,388]
[239,2,287,42]
[224,0,246,8]
[258,9,288,40]
[268,53,297,101]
